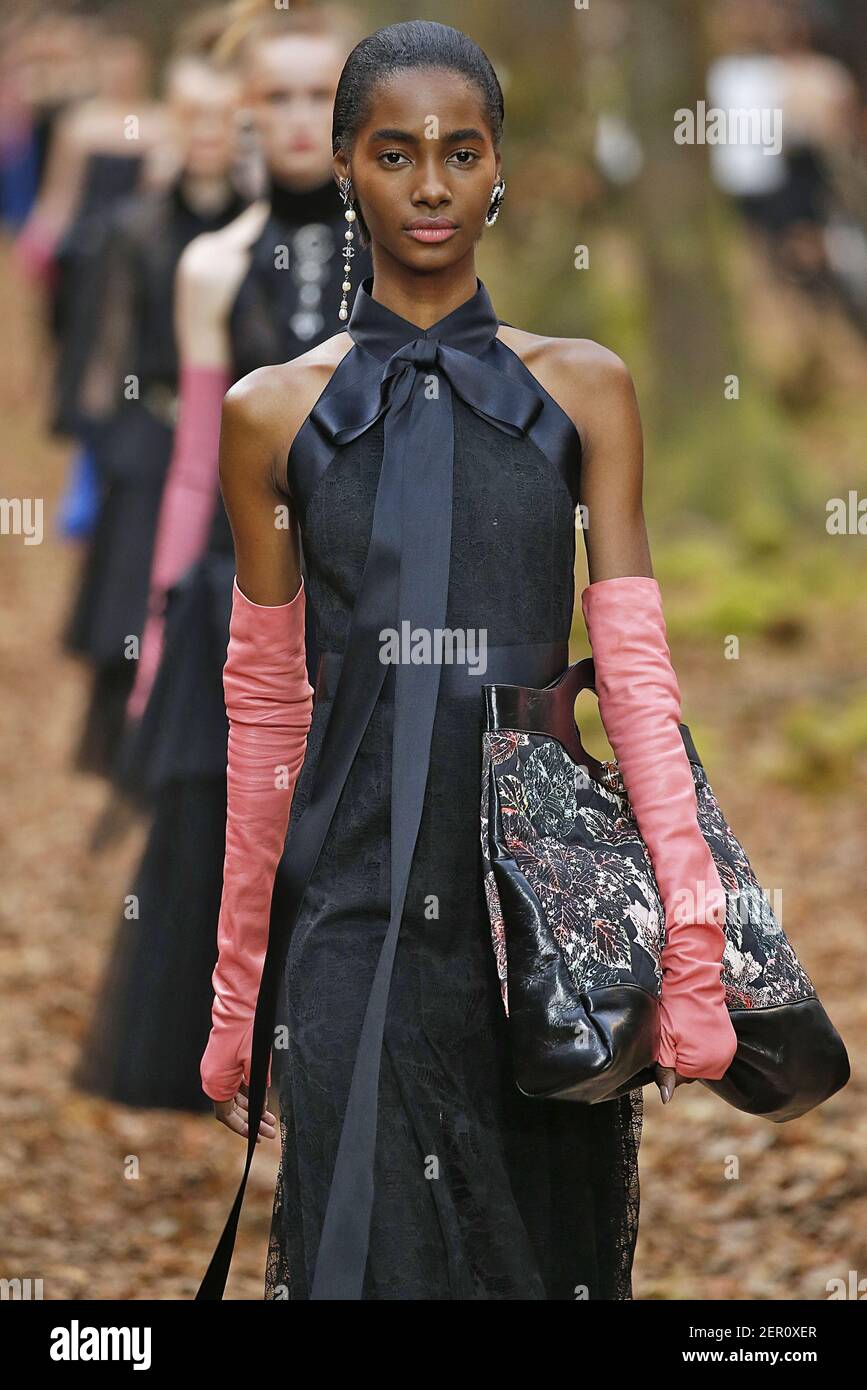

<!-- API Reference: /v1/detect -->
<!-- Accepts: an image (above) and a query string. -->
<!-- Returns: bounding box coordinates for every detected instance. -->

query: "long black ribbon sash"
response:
[197,337,548,1300]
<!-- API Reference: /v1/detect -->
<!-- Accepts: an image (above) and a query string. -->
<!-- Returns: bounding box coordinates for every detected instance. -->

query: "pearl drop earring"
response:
[337,176,357,322]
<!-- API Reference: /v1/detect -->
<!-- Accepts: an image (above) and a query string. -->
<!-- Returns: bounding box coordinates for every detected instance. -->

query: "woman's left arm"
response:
[550,342,737,1102]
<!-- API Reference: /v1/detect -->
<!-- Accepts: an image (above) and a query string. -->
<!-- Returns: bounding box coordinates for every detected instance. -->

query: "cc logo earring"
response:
[337,175,357,322]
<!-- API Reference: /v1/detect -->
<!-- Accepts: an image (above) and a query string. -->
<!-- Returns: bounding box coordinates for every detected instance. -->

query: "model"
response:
[73,2,367,1113]
[64,40,245,777]
[197,19,737,1301]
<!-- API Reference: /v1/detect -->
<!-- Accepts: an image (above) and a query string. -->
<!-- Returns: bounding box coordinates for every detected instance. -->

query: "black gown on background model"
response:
[51,151,145,437]
[73,178,371,1113]
[50,152,147,543]
[199,273,642,1301]
[63,178,246,776]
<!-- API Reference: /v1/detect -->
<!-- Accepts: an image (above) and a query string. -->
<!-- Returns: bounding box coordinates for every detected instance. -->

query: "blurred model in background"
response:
[74,0,369,1114]
[708,0,866,329]
[15,5,169,539]
[0,7,95,229]
[63,22,247,778]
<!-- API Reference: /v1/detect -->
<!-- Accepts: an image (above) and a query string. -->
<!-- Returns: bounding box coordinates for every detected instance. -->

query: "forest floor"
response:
[0,243,864,1301]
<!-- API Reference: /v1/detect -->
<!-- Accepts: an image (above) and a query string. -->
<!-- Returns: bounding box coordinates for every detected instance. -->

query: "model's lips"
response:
[404,220,458,243]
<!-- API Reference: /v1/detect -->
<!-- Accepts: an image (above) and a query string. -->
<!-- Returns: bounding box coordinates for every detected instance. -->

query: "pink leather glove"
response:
[581,575,737,1081]
[127,363,229,721]
[13,219,59,289]
[200,577,314,1102]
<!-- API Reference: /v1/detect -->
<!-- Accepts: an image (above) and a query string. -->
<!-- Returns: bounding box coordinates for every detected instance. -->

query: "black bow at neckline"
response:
[345,272,504,362]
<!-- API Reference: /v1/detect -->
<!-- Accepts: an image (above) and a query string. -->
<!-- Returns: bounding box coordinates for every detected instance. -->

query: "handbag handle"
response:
[486,656,612,783]
[544,655,596,699]
[544,657,702,776]
[486,656,700,787]
[544,657,613,782]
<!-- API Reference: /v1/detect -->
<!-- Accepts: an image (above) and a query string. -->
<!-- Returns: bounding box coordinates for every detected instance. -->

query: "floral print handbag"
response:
[480,658,850,1121]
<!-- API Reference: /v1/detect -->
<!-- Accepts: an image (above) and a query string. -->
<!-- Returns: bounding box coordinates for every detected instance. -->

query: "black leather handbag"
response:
[480,658,850,1122]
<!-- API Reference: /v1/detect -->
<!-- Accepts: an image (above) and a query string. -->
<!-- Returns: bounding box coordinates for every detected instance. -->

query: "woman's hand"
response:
[127,610,164,721]
[212,1082,277,1142]
[654,1064,697,1104]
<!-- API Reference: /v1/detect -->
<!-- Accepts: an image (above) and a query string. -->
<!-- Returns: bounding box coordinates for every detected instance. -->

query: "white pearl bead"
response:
[345,208,356,222]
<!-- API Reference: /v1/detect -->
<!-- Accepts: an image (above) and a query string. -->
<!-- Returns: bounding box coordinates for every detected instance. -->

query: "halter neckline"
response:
[346,273,501,362]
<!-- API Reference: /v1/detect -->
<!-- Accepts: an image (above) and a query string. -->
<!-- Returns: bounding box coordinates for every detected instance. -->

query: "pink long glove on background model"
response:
[200,577,314,1103]
[127,363,229,720]
[13,219,60,289]
[581,574,738,1081]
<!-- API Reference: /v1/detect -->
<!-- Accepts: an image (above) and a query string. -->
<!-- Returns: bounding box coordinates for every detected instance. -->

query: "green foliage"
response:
[773,690,867,791]
[645,394,817,532]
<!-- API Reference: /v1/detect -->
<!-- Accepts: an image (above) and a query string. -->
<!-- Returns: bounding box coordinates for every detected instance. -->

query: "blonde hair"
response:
[172,6,239,60]
[213,0,364,70]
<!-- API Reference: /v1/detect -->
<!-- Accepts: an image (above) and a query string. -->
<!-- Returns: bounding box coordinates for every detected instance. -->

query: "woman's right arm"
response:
[14,108,87,281]
[199,365,317,1136]
[126,235,236,719]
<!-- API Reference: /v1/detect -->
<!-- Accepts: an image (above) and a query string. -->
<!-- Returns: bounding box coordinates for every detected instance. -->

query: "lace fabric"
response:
[266,1086,643,1301]
[260,398,644,1300]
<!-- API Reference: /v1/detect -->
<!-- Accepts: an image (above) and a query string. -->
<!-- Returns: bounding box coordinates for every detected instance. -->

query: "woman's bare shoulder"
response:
[222,332,356,472]
[496,324,637,444]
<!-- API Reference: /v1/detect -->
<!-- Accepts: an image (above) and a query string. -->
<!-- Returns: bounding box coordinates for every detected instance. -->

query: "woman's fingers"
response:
[655,1064,677,1104]
[235,1091,277,1121]
[213,1097,253,1139]
[213,1092,277,1139]
[235,1091,278,1136]
[654,1064,697,1103]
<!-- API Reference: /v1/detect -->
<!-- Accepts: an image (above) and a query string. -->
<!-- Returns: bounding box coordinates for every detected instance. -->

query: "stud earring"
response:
[485,177,506,227]
[337,176,357,322]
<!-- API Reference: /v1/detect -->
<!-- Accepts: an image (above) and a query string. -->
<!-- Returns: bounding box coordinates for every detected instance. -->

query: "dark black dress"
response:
[64,179,246,776]
[199,275,642,1301]
[73,178,371,1113]
[51,151,145,437]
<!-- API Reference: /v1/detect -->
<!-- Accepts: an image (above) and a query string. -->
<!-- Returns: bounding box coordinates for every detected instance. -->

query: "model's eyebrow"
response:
[369,126,487,145]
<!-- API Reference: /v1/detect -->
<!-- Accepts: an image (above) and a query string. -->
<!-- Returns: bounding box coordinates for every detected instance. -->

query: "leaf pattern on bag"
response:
[480,732,665,1011]
[694,765,816,1007]
[488,730,531,765]
[481,731,817,1017]
[497,739,579,836]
